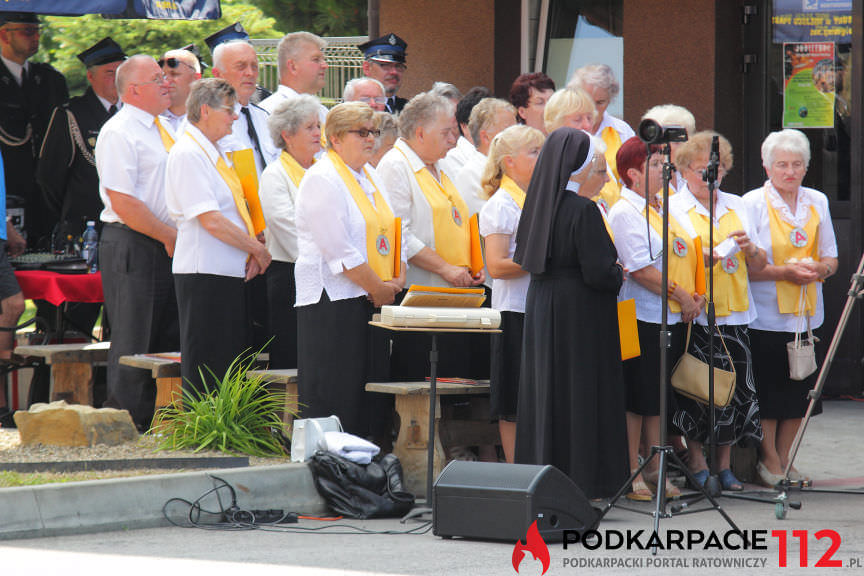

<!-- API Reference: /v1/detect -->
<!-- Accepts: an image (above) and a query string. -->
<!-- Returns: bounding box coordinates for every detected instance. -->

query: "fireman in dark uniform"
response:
[0,12,68,248]
[38,37,125,247]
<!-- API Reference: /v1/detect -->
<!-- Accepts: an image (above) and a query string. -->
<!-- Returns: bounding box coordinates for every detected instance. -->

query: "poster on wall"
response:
[782,42,835,128]
[773,0,851,44]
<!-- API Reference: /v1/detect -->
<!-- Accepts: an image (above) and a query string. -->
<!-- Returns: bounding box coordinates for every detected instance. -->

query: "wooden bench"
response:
[118,353,183,416]
[365,380,498,498]
[14,342,110,406]
[118,355,295,431]
[248,369,298,433]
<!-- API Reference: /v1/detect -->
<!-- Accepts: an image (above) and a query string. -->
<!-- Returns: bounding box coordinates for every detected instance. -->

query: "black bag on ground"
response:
[308,450,415,519]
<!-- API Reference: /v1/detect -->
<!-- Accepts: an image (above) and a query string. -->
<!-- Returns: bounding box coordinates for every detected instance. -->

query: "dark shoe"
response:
[689,468,710,490]
[379,453,405,494]
[718,468,743,491]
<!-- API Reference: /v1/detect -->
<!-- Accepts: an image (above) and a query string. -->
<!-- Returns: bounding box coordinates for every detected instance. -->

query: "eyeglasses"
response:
[357,96,388,105]
[372,61,407,72]
[133,75,168,87]
[159,57,197,72]
[588,154,607,175]
[4,26,40,37]
[216,103,237,114]
[348,128,381,138]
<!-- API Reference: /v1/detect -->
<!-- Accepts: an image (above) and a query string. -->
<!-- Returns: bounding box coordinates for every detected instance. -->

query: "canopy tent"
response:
[0,0,221,20]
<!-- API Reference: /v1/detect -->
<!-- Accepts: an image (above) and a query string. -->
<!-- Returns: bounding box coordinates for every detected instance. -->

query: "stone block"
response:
[14,401,138,447]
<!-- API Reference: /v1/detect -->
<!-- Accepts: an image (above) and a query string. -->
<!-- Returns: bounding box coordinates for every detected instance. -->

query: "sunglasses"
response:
[158,57,196,72]
[5,26,40,37]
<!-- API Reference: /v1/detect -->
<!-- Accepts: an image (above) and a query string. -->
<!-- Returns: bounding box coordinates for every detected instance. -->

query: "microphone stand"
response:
[596,141,739,552]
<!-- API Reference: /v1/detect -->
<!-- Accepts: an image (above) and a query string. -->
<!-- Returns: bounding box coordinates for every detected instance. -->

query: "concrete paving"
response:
[1,399,863,575]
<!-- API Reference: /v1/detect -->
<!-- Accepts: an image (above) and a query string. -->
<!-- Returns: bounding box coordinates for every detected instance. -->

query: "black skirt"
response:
[623,320,687,416]
[265,260,297,369]
[297,292,389,437]
[749,328,823,420]
[671,324,763,445]
[489,311,524,421]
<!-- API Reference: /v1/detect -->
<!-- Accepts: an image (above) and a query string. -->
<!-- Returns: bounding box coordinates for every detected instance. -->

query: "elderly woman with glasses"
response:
[514,127,628,499]
[258,94,322,369]
[743,129,838,487]
[165,78,272,394]
[295,101,406,436]
[670,131,766,492]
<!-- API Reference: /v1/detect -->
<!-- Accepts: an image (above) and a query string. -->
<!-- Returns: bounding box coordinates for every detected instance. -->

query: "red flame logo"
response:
[512,520,550,574]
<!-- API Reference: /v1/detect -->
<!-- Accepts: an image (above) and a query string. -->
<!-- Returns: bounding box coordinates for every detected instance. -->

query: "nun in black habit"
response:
[513,127,629,499]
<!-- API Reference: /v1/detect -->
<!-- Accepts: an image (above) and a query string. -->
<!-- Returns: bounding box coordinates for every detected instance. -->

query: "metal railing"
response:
[252,36,367,108]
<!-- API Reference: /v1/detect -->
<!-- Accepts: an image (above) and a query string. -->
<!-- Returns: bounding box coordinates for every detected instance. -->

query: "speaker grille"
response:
[435,461,549,491]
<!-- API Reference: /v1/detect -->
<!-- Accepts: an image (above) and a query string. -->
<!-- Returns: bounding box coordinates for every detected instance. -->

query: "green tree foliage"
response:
[36,0,283,96]
[249,0,366,37]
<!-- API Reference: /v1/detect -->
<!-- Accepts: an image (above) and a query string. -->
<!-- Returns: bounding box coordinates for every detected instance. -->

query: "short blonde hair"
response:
[468,98,516,146]
[277,31,326,78]
[673,130,734,173]
[543,88,596,134]
[324,101,374,149]
[480,124,545,199]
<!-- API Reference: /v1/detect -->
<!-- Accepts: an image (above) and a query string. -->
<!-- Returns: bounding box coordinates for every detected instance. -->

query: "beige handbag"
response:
[671,323,737,408]
[787,287,819,381]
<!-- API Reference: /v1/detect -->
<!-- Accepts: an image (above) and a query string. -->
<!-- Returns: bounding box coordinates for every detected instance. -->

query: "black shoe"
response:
[379,453,405,494]
[0,406,15,428]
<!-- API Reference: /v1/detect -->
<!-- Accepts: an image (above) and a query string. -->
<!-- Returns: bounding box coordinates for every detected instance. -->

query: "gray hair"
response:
[642,104,696,137]
[429,81,462,102]
[372,111,398,155]
[399,92,454,140]
[186,78,236,123]
[567,64,620,100]
[267,94,322,149]
[761,129,811,168]
[277,31,326,78]
[212,39,253,72]
[468,98,516,148]
[343,77,385,101]
[115,54,156,96]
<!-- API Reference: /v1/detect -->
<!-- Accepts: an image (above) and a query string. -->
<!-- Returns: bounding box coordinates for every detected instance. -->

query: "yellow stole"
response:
[639,201,702,313]
[227,149,266,235]
[765,188,820,315]
[279,150,307,188]
[188,133,254,236]
[327,150,396,281]
[153,117,175,152]
[687,206,750,316]
[499,175,525,209]
[595,126,623,211]
[399,148,471,267]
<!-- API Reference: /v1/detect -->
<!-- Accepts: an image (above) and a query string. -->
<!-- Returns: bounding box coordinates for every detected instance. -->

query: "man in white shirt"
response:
[165,78,271,391]
[207,27,279,176]
[159,46,202,132]
[258,31,329,125]
[95,55,179,429]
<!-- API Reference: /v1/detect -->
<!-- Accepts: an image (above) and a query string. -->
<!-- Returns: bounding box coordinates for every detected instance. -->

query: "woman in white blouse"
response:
[295,102,406,436]
[259,95,321,369]
[608,136,704,501]
[743,129,838,486]
[670,131,767,492]
[478,124,544,463]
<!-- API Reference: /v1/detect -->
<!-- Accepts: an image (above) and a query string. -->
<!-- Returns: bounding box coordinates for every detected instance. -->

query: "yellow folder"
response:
[393,217,401,279]
[229,149,266,236]
[618,298,641,360]
[694,235,706,295]
[469,213,484,276]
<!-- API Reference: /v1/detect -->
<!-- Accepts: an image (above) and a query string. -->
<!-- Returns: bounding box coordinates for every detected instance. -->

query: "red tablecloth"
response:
[14,270,104,306]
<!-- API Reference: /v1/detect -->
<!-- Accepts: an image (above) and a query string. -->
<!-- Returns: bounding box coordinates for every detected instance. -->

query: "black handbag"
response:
[308,451,415,519]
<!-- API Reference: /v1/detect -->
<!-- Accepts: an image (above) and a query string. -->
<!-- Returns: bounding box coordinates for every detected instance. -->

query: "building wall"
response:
[379,0,496,98]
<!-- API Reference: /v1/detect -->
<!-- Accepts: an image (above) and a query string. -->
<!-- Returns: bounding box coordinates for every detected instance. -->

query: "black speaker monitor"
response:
[433,460,598,541]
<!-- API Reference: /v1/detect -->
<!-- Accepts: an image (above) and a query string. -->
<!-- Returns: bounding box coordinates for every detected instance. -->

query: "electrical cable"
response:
[163,474,432,535]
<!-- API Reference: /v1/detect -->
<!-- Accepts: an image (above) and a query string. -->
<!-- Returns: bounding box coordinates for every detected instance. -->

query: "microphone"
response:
[703,135,720,183]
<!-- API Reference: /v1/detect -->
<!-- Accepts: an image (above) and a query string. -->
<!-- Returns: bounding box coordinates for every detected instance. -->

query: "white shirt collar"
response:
[123,103,161,129]
[764,180,815,225]
[394,137,432,174]
[1,55,26,85]
[276,84,301,99]
[620,186,647,211]
[677,182,730,220]
[96,94,117,112]
[184,123,228,165]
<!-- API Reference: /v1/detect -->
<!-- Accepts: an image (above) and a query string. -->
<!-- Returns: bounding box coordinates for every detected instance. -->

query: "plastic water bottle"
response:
[82,221,99,273]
